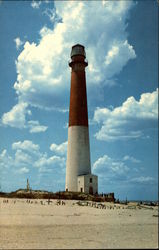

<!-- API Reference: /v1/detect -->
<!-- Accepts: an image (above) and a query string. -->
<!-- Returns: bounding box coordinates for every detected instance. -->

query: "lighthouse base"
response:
[77,174,98,195]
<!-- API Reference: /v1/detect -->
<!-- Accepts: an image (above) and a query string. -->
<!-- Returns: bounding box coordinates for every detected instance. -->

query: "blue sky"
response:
[0,0,158,200]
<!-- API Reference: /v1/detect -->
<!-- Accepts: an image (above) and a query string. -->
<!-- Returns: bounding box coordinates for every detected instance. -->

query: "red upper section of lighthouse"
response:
[68,44,89,127]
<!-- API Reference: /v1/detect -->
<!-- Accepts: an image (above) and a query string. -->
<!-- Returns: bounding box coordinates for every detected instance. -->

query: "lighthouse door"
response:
[89,186,93,195]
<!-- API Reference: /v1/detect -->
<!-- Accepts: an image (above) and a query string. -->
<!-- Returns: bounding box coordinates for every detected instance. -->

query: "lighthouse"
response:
[65,44,98,195]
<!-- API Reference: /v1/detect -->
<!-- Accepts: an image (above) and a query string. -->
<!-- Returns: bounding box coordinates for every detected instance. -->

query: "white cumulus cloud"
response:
[34,155,65,168]
[93,154,129,176]
[14,37,24,50]
[1,0,136,128]
[1,102,47,133]
[92,154,155,187]
[0,140,67,190]
[1,102,30,129]
[130,176,155,183]
[50,141,67,155]
[94,89,158,141]
[123,155,141,163]
[31,1,41,9]
[12,140,40,153]
[104,40,136,78]
[28,120,48,133]
[0,149,12,170]
[15,149,32,164]
[18,167,29,174]
[1,140,66,175]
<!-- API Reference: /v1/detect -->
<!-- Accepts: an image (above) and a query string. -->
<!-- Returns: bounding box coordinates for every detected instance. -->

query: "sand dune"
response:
[0,198,158,249]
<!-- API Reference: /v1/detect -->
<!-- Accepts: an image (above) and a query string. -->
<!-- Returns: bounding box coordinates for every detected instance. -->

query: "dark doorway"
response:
[80,188,83,192]
[89,186,93,195]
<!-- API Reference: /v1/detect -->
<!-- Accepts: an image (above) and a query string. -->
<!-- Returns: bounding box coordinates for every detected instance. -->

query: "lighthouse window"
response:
[90,178,92,183]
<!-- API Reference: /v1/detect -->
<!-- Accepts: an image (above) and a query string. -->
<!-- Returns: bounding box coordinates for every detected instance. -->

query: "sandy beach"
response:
[0,198,158,249]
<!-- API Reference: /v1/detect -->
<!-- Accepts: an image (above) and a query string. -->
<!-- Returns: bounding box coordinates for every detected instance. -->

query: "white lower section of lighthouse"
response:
[66,126,91,191]
[65,126,98,194]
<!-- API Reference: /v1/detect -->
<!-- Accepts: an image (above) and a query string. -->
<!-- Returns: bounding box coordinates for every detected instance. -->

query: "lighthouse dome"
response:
[71,44,86,58]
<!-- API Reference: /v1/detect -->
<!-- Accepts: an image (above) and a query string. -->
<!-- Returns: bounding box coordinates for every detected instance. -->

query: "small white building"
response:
[77,174,98,195]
